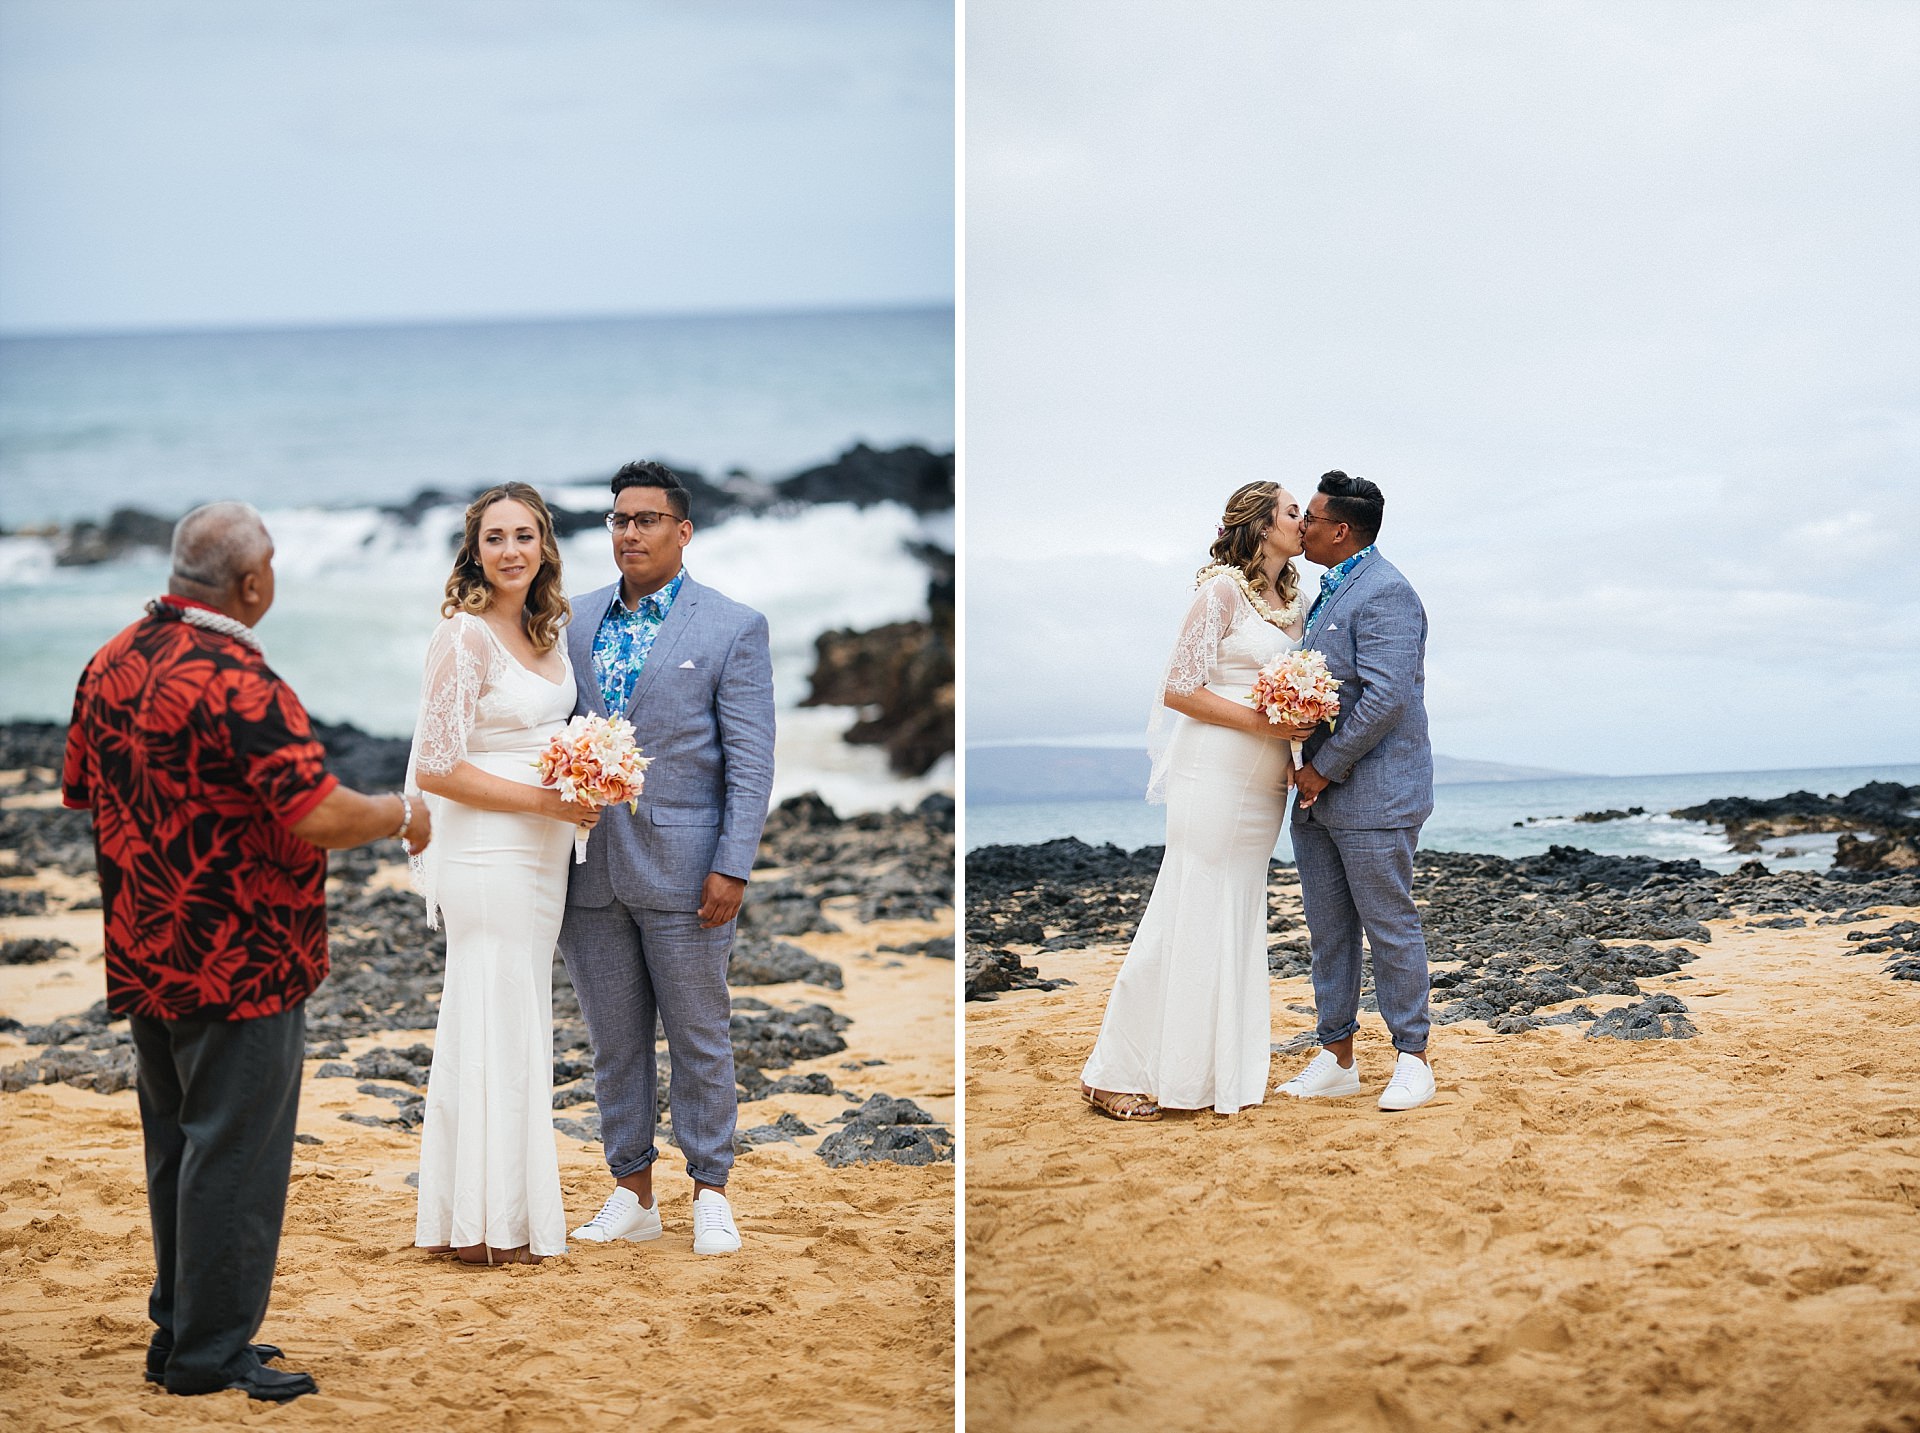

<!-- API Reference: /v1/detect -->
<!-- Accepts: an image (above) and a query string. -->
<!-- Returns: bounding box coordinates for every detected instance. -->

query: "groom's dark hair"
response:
[1317,471,1384,544]
[611,459,693,521]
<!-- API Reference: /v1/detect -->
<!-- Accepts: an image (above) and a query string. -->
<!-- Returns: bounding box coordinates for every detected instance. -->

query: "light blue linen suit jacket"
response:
[564,573,776,911]
[1292,549,1434,830]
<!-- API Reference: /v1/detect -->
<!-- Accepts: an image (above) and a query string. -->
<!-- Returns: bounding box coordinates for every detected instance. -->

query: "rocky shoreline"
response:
[1523,781,1920,872]
[965,785,1920,1038]
[2,443,958,782]
[0,721,954,1169]
[5,442,955,562]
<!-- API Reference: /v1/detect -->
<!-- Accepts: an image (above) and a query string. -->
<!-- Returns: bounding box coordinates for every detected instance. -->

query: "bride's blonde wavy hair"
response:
[441,482,571,654]
[1199,481,1300,608]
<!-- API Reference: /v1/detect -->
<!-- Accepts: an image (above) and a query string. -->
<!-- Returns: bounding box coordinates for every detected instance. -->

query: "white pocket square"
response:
[679,659,697,669]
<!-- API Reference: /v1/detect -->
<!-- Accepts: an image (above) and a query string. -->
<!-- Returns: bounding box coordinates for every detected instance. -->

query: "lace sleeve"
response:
[408,615,489,778]
[1162,577,1237,696]
[1144,577,1240,802]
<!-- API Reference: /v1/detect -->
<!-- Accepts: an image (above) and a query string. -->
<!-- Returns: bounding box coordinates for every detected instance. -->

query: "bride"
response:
[1079,481,1312,1119]
[407,483,601,1264]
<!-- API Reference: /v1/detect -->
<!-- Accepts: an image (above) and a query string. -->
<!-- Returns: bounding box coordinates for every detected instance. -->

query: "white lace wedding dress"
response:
[407,613,575,1257]
[1081,574,1299,1113]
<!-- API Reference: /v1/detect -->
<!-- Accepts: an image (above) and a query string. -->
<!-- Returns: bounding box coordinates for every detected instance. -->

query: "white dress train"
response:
[1080,575,1298,1114]
[407,613,575,1257]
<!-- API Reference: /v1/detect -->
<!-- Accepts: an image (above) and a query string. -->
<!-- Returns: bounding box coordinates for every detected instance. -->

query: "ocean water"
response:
[0,310,954,813]
[964,762,1920,873]
[0,308,953,526]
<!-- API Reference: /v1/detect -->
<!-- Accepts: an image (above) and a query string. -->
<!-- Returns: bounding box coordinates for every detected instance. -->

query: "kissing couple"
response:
[408,460,775,1264]
[1079,470,1437,1121]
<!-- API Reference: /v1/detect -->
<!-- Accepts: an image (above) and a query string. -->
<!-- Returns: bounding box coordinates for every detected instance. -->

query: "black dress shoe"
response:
[145,1342,285,1384]
[169,1364,317,1402]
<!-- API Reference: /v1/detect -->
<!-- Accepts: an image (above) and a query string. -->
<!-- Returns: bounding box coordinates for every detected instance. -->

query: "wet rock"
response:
[55,507,174,566]
[1835,832,1920,873]
[1574,807,1645,823]
[775,443,954,513]
[802,619,953,778]
[1676,782,1920,865]
[1586,994,1697,1041]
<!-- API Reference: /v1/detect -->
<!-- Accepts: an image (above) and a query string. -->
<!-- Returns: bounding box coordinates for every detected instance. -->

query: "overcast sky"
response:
[0,0,953,333]
[966,0,1920,776]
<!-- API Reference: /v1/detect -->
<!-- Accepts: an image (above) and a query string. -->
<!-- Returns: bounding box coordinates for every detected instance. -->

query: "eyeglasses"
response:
[605,511,683,534]
[1301,512,1346,527]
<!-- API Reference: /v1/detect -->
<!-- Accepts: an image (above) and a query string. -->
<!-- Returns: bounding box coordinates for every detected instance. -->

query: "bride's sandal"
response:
[1082,1085,1163,1122]
[456,1244,545,1267]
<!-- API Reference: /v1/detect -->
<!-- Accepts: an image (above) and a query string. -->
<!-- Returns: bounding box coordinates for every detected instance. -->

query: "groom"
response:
[559,460,775,1254]
[1277,471,1438,1112]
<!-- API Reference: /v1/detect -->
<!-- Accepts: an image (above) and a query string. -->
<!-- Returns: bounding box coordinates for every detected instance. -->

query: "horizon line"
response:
[965,742,1920,783]
[0,298,956,344]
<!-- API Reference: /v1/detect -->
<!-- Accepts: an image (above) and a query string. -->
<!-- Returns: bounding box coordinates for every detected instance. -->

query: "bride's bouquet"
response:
[1248,650,1343,774]
[534,714,652,864]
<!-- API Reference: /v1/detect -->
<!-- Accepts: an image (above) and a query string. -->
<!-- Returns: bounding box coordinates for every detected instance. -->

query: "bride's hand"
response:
[547,792,601,828]
[1266,720,1317,742]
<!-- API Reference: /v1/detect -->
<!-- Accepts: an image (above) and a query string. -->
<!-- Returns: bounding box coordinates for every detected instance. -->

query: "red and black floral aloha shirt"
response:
[61,598,339,1020]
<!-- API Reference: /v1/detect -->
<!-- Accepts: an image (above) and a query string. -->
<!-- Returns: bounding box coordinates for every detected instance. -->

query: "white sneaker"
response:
[1277,1049,1362,1099]
[570,1187,662,1243]
[1377,1053,1437,1112]
[691,1189,741,1256]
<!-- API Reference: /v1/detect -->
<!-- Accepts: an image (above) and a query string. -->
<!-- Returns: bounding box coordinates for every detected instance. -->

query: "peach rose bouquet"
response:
[1248,650,1343,774]
[534,714,652,863]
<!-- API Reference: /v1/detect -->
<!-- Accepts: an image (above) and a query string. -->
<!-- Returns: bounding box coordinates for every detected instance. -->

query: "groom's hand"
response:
[1294,762,1331,808]
[699,873,747,928]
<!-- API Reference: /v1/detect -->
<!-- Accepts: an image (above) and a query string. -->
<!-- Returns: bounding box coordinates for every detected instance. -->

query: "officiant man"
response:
[61,501,431,1401]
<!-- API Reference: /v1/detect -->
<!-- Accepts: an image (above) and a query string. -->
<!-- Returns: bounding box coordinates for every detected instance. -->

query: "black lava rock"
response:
[816,1093,953,1168]
[1586,994,1697,1041]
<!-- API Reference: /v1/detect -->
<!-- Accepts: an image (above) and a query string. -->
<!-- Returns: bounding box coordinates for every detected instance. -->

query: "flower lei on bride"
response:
[1192,563,1303,628]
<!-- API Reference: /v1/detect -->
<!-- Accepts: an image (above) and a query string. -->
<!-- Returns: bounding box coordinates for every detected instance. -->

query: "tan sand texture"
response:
[966,890,1920,1432]
[0,861,954,1431]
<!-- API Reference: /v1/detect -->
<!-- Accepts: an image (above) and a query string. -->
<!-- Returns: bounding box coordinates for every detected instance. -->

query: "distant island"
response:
[966,744,1581,806]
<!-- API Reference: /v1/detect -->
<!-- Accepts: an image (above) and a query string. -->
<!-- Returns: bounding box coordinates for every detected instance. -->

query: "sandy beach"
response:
[0,767,955,1431]
[965,857,1920,1432]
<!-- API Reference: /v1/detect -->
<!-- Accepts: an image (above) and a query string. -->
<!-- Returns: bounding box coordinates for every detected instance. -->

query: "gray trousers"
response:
[1293,815,1432,1054]
[558,901,737,1188]
[130,1004,304,1393]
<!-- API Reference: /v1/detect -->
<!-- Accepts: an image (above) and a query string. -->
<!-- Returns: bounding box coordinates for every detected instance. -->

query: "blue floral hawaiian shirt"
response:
[1306,545,1375,631]
[592,569,685,715]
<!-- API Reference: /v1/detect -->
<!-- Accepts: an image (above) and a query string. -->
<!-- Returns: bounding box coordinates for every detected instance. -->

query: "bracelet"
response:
[393,791,413,841]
